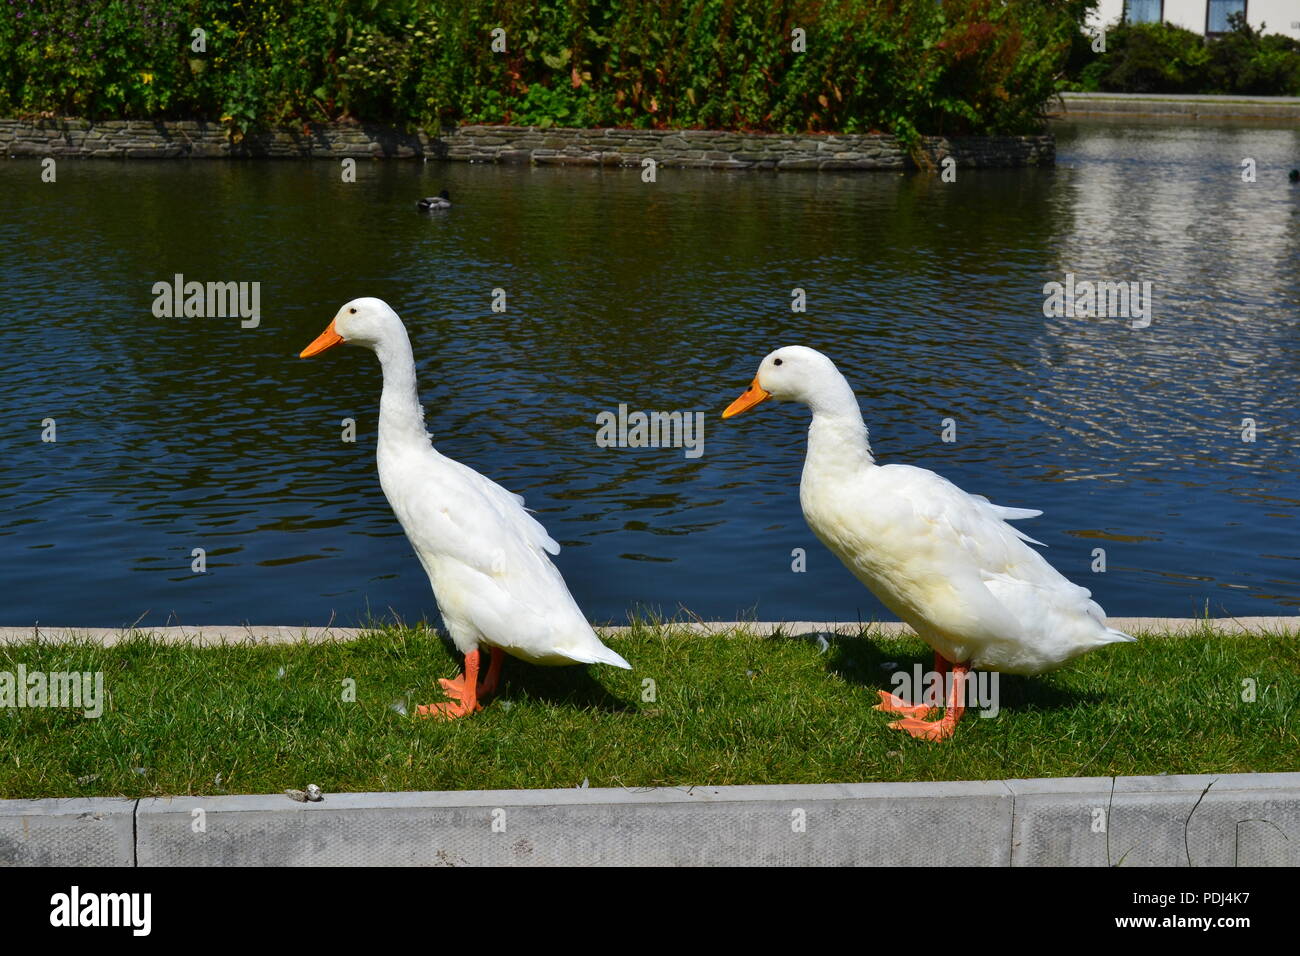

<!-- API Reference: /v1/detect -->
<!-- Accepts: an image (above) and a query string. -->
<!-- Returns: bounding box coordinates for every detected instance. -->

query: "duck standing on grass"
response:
[722,346,1134,741]
[300,298,630,718]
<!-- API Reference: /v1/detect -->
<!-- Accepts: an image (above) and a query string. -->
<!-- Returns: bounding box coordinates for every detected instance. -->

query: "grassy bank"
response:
[0,622,1295,799]
[0,1,1087,140]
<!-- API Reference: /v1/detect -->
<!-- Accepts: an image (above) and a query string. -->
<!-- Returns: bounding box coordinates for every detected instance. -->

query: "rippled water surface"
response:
[1,120,1297,627]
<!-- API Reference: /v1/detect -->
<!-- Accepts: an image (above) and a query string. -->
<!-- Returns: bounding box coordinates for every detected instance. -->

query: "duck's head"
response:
[300,297,403,357]
[722,345,840,418]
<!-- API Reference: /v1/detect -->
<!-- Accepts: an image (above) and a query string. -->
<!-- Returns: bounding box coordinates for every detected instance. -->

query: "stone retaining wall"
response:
[0,118,426,159]
[0,118,1054,170]
[438,125,1054,170]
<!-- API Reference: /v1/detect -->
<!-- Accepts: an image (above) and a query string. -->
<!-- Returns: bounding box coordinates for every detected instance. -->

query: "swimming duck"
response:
[1289,169,1299,183]
[300,298,630,718]
[722,346,1134,740]
[417,189,451,211]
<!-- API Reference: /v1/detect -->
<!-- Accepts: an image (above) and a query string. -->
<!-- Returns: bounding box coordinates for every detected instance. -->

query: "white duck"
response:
[300,298,629,718]
[722,346,1133,740]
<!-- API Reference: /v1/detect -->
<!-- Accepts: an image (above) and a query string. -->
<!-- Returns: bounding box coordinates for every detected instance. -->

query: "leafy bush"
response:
[1206,13,1300,95]
[0,0,187,118]
[0,0,1089,138]
[1068,13,1300,95]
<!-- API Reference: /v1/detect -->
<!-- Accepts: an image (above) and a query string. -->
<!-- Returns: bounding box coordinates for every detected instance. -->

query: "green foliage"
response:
[1068,14,1300,95]
[1206,13,1300,95]
[0,0,187,118]
[0,0,1086,136]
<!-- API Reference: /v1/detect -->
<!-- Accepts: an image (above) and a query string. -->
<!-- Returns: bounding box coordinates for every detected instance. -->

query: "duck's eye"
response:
[773,358,783,366]
[349,308,357,314]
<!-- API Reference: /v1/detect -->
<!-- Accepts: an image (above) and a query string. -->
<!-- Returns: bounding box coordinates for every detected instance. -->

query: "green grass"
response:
[0,623,1296,799]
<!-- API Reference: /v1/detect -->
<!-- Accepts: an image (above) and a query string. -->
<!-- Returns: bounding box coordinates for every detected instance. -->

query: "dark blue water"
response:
[1,120,1296,628]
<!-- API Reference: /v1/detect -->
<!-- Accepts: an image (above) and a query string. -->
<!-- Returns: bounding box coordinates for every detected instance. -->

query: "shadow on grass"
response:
[376,627,634,716]
[777,631,1107,715]
[492,660,634,715]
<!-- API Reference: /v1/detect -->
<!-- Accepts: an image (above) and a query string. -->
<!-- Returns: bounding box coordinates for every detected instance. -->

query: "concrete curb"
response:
[0,617,1294,646]
[1008,774,1300,866]
[0,798,135,866]
[1054,91,1300,121]
[3,773,1297,866]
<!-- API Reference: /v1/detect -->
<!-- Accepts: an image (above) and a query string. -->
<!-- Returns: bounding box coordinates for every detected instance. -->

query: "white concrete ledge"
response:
[1054,92,1300,120]
[0,797,136,866]
[3,773,1297,866]
[0,617,1293,646]
[135,780,1014,867]
[1008,772,1300,866]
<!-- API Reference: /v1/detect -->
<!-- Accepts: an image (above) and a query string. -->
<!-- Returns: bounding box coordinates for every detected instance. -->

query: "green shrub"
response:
[0,0,1089,137]
[1206,13,1300,95]
[1067,13,1300,95]
[0,0,187,118]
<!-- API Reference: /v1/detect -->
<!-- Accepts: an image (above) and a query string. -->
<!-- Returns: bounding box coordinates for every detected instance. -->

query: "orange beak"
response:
[722,377,771,419]
[300,320,344,358]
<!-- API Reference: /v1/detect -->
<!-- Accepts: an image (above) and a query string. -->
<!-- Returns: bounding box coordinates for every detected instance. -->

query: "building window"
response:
[1207,0,1247,35]
[1125,0,1163,24]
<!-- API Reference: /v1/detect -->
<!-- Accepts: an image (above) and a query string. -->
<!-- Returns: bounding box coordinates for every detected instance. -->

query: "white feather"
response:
[740,345,1135,676]
[316,297,628,671]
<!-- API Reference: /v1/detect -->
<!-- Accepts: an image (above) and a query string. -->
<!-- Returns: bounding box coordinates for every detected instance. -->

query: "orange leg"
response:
[416,648,482,720]
[887,656,968,741]
[476,647,505,697]
[439,646,504,698]
[874,651,947,718]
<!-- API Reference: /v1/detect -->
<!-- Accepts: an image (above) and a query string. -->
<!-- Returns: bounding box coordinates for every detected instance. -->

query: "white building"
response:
[1089,1,1300,39]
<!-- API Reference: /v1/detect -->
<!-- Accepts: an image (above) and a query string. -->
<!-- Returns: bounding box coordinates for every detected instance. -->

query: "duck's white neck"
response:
[372,329,431,449]
[804,373,875,471]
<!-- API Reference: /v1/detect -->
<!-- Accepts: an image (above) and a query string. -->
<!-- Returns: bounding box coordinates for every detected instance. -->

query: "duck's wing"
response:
[965,493,1045,545]
[869,464,1129,660]
[396,456,628,667]
[876,465,1049,575]
[441,456,560,556]
[397,454,559,573]
[864,465,1074,641]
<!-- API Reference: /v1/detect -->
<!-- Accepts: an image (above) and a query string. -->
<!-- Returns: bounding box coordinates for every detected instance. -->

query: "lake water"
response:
[1,120,1297,628]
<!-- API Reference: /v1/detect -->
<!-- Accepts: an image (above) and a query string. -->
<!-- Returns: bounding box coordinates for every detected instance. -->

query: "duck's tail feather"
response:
[589,643,632,669]
[994,505,1043,521]
[1010,527,1047,547]
[565,637,632,669]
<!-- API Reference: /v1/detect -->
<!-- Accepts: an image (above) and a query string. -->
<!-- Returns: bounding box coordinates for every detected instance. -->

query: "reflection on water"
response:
[0,119,1296,627]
